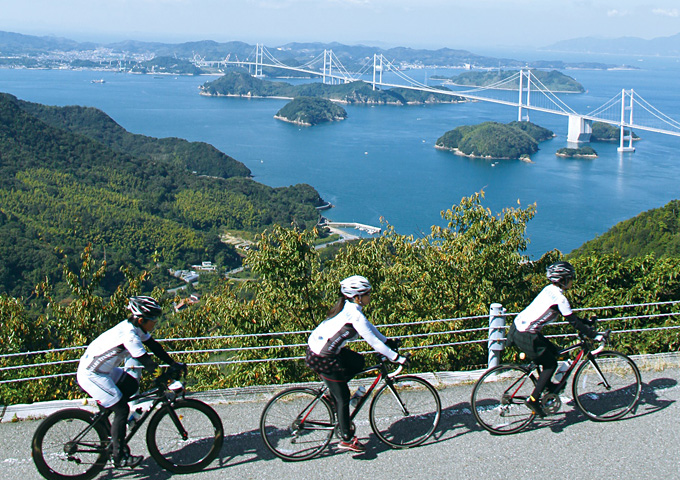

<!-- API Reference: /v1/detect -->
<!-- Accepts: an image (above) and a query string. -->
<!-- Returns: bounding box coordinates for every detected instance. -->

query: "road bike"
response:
[32,370,224,480]
[471,329,642,435]
[260,354,442,461]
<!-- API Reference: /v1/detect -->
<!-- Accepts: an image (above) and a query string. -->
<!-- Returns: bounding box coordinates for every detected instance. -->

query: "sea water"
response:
[1,52,679,258]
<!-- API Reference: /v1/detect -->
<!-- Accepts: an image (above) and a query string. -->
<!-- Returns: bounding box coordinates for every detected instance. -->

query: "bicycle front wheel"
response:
[31,408,109,480]
[471,364,536,435]
[146,399,224,474]
[572,350,642,421]
[259,387,334,461]
[369,375,441,448]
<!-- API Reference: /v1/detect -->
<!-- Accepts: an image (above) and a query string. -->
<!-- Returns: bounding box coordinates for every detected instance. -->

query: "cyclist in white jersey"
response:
[306,275,407,453]
[507,261,604,417]
[77,296,185,468]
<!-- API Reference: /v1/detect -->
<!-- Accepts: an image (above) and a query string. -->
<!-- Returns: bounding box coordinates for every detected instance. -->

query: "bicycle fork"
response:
[583,354,613,390]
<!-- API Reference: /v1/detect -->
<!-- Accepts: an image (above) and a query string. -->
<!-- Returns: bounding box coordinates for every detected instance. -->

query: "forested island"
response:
[435,121,554,160]
[556,146,598,158]
[275,97,347,126]
[591,121,640,142]
[0,93,325,299]
[433,69,585,93]
[200,71,465,105]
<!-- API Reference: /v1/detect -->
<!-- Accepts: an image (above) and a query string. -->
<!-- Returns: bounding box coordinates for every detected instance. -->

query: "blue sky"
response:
[2,0,679,50]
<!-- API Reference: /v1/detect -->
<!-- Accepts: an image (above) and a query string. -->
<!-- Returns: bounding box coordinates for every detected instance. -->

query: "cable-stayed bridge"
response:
[193,44,680,152]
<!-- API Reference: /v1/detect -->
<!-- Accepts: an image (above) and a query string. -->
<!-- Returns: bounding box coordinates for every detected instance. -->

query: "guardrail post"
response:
[488,303,506,368]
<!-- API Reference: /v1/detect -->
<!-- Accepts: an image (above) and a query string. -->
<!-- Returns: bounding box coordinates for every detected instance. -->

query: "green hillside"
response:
[569,200,680,258]
[0,93,323,298]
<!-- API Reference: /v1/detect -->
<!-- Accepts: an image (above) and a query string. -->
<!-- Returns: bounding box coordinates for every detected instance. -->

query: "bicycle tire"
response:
[470,364,536,435]
[146,399,224,474]
[32,408,109,480]
[369,375,441,448]
[259,387,334,461]
[572,350,642,421]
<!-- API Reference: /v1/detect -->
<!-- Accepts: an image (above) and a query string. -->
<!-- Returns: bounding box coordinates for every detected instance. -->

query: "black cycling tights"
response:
[110,372,139,460]
[532,352,558,399]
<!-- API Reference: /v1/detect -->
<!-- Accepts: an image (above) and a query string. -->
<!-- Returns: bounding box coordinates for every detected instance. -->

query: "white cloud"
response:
[652,8,679,17]
[607,9,630,17]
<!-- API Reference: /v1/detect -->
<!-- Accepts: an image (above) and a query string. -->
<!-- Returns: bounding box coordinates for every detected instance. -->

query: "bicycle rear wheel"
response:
[31,408,109,480]
[572,350,642,421]
[260,387,334,461]
[369,375,441,448]
[471,364,536,435]
[146,399,224,474]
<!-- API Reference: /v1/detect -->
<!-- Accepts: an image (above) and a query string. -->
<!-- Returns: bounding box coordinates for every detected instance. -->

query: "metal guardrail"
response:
[1,301,680,385]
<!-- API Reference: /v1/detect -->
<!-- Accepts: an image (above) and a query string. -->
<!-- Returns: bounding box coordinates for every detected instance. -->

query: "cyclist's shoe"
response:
[524,396,546,418]
[113,453,144,469]
[338,436,366,453]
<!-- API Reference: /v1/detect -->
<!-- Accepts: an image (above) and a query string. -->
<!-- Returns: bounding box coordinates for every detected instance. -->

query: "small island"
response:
[435,121,554,160]
[274,97,347,126]
[434,69,585,93]
[591,122,640,142]
[556,146,598,158]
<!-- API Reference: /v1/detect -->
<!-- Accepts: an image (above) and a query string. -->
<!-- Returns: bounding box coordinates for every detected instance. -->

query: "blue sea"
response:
[1,49,679,258]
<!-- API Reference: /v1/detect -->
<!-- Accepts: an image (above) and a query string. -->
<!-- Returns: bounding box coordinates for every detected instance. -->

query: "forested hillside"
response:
[0,93,323,298]
[570,199,680,258]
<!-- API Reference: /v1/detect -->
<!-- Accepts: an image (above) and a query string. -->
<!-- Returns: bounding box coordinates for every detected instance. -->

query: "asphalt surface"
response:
[2,354,679,480]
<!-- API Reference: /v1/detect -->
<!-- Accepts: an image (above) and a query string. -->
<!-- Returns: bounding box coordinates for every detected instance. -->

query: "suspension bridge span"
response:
[193,44,680,152]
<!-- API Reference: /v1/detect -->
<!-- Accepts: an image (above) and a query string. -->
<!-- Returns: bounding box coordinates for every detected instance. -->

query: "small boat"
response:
[91,79,106,84]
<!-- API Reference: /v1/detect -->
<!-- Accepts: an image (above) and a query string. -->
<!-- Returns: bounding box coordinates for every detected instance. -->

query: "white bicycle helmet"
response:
[127,296,163,320]
[340,275,372,298]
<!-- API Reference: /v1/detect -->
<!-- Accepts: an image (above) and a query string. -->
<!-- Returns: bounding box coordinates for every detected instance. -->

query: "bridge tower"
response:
[253,44,264,78]
[372,54,383,91]
[323,50,333,85]
[517,69,531,122]
[618,89,636,152]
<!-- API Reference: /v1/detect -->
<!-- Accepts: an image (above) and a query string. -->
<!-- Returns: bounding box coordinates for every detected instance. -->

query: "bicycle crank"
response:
[541,393,562,415]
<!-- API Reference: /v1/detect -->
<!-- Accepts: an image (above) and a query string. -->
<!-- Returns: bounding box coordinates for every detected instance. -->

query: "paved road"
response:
[2,360,679,480]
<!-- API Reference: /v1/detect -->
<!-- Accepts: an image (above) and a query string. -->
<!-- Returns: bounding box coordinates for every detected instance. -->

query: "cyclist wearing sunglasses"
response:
[306,275,407,453]
[76,296,185,468]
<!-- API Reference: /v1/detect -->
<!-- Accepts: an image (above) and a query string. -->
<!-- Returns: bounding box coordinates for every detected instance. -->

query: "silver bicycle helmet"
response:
[546,261,576,287]
[340,275,372,298]
[127,296,163,320]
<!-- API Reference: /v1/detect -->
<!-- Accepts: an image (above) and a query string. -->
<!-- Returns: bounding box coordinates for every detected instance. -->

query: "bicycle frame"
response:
[530,335,606,394]
[299,359,405,432]
[68,378,185,456]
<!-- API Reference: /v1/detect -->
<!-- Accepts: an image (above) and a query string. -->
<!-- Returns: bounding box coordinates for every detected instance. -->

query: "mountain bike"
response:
[32,370,224,480]
[260,354,442,461]
[471,329,642,435]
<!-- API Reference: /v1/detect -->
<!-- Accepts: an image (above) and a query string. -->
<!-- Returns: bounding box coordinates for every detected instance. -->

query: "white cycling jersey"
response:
[514,284,573,334]
[308,301,398,361]
[79,320,151,374]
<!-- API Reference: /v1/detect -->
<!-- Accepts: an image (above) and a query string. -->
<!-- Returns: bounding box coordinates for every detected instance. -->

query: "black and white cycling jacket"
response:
[308,301,398,361]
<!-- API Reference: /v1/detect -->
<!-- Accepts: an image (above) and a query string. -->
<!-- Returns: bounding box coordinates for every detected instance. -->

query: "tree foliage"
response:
[2,193,680,404]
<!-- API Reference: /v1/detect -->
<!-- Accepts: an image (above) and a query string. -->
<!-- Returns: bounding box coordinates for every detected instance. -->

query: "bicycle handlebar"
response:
[591,329,611,355]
